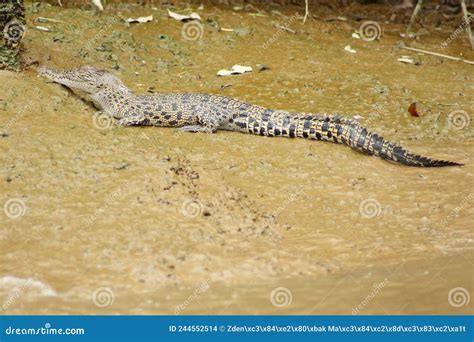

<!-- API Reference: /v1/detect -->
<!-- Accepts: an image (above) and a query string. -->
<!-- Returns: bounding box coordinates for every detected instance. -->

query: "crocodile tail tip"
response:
[419,159,463,168]
[393,150,463,167]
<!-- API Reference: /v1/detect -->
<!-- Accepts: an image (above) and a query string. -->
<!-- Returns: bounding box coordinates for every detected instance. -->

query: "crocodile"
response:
[38,65,462,167]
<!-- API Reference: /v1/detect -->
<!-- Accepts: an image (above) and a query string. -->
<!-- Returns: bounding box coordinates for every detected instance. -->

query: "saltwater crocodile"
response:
[38,65,462,167]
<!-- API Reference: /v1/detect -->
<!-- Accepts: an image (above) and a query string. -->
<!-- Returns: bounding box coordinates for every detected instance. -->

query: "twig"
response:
[36,17,66,24]
[460,0,473,50]
[398,42,474,65]
[405,0,423,36]
[311,15,348,22]
[303,0,309,25]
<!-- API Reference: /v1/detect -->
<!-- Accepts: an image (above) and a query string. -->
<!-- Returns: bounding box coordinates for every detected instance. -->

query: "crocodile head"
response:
[38,65,132,95]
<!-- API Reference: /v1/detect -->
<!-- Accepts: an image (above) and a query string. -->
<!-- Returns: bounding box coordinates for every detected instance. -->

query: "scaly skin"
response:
[38,65,462,167]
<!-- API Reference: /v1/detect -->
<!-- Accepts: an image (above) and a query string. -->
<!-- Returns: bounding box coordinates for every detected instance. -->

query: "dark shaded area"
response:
[0,0,25,70]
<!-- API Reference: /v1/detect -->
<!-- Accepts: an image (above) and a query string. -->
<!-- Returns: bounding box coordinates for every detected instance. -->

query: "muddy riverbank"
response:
[0,2,472,314]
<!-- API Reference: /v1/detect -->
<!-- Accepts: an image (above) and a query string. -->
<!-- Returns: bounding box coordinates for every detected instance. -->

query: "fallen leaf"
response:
[408,102,421,117]
[127,15,153,24]
[167,9,201,22]
[352,32,361,39]
[217,65,252,76]
[397,55,415,64]
[344,45,356,53]
[35,26,50,32]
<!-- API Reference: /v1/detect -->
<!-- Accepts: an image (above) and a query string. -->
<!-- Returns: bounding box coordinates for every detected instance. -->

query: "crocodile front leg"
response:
[118,113,148,126]
[178,125,215,133]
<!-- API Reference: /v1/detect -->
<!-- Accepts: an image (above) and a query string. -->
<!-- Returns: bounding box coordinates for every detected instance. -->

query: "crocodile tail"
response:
[347,128,462,167]
[296,115,462,167]
[230,110,462,167]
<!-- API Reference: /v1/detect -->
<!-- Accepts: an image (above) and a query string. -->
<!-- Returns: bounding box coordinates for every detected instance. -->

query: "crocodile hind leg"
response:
[179,107,229,133]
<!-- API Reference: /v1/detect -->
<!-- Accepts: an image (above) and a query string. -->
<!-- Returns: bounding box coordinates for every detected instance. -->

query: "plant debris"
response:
[127,15,153,24]
[408,102,421,117]
[167,10,201,22]
[219,84,233,91]
[344,45,356,53]
[397,55,415,64]
[217,65,252,76]
[35,26,51,32]
[35,17,65,24]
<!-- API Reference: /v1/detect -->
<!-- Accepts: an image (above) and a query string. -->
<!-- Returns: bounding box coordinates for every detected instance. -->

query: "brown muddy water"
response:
[0,2,473,315]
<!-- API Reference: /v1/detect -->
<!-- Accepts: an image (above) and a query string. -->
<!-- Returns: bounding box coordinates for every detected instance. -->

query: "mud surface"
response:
[0,2,473,314]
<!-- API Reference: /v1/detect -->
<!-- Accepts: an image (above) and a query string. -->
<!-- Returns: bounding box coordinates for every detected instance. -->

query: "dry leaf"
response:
[398,55,415,64]
[352,32,361,39]
[167,9,201,22]
[344,45,356,53]
[126,15,153,24]
[217,65,252,76]
[408,102,420,117]
[35,26,50,32]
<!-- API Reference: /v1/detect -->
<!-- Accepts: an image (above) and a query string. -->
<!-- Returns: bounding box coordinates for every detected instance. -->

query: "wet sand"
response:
[0,2,473,315]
